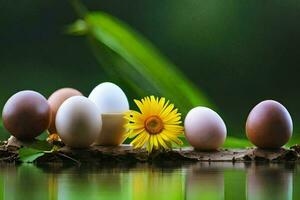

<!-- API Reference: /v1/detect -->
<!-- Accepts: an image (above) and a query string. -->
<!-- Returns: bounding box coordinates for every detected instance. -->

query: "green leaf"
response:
[69,3,297,149]
[21,139,53,151]
[68,9,213,115]
[36,131,50,141]
[18,148,45,163]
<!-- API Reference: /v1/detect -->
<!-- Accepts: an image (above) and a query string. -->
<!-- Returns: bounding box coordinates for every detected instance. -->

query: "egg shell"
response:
[2,90,51,141]
[47,88,83,134]
[246,100,292,149]
[184,107,227,150]
[56,96,102,148]
[94,113,127,146]
[88,82,129,114]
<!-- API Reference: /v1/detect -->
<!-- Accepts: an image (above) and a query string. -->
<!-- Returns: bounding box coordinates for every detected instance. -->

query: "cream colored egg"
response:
[56,96,102,148]
[184,107,227,150]
[94,113,127,146]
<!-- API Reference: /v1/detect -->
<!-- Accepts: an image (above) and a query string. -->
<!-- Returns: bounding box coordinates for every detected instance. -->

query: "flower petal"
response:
[157,135,170,149]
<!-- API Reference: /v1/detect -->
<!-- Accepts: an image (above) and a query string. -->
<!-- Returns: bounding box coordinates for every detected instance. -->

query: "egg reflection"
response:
[0,163,298,199]
[186,163,225,200]
[247,164,293,200]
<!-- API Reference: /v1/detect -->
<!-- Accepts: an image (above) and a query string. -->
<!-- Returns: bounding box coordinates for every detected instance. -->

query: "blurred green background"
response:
[1,0,300,140]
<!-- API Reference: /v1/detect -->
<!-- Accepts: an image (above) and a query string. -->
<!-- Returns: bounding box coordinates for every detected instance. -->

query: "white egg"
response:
[56,96,102,148]
[184,107,227,150]
[88,82,129,114]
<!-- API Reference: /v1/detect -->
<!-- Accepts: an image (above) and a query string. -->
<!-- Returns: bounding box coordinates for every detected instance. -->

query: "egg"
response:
[47,88,83,134]
[94,113,127,146]
[88,82,129,114]
[246,100,292,149]
[2,90,51,141]
[184,107,227,150]
[88,82,129,146]
[55,96,102,148]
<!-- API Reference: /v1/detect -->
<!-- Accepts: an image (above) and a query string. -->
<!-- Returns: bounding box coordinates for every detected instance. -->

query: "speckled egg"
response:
[48,88,83,134]
[2,90,51,141]
[55,96,102,148]
[246,100,293,149]
[184,107,227,150]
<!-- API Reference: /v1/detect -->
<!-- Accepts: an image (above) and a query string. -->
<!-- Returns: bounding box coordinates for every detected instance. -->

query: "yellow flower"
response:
[124,96,183,153]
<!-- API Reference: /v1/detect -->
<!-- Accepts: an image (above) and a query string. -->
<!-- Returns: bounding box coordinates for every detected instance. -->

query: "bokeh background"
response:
[1,0,300,139]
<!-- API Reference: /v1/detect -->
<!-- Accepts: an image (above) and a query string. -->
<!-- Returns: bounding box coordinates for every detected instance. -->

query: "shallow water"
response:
[0,162,299,200]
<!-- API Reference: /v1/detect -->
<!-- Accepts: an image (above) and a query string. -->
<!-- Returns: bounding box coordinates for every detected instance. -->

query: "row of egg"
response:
[185,100,292,150]
[2,81,293,150]
[2,82,129,148]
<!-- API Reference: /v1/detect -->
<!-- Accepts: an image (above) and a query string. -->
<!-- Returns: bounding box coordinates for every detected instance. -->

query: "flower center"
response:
[144,115,164,135]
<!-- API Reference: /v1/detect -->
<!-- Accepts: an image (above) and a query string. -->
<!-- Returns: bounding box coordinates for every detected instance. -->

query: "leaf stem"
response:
[57,152,81,166]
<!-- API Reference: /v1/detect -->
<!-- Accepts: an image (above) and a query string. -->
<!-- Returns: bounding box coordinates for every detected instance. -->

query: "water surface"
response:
[0,162,299,200]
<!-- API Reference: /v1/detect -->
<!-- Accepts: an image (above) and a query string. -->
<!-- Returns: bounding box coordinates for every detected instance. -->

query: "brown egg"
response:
[246,100,293,149]
[47,88,83,134]
[2,90,51,141]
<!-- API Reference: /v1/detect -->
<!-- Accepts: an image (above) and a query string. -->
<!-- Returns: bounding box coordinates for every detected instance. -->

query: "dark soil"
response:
[1,137,299,167]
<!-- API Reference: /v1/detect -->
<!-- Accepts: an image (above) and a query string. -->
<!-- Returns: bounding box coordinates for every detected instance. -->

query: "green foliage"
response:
[67,2,213,115]
[223,137,252,148]
[22,139,53,151]
[18,140,53,163]
[19,148,45,163]
[36,131,49,141]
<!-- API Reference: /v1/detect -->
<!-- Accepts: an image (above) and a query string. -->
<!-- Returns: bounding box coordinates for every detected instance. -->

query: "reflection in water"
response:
[57,168,127,200]
[246,164,293,200]
[0,163,298,200]
[129,166,184,200]
[48,173,58,200]
[1,164,50,199]
[186,163,224,200]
